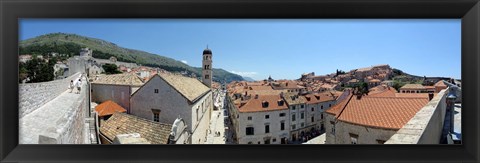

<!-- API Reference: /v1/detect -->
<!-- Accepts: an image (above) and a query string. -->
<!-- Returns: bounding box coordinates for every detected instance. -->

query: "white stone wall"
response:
[130,76,212,144]
[19,72,81,118]
[334,121,397,144]
[324,113,336,144]
[236,110,289,144]
[91,84,132,113]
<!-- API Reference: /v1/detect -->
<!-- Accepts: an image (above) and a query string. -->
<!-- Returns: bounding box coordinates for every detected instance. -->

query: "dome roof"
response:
[203,48,212,55]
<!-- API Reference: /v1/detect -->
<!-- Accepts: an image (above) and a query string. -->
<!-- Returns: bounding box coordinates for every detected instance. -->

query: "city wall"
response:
[19,72,82,118]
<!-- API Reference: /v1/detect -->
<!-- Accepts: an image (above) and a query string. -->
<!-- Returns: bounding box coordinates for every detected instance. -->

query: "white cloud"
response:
[181,60,188,64]
[230,71,258,78]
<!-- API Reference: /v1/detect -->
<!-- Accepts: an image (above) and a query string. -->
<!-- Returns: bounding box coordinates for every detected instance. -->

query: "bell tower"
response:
[202,46,212,88]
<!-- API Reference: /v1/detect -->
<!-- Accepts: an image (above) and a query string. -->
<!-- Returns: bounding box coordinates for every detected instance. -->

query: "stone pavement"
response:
[303,133,326,144]
[19,77,87,144]
[206,89,232,144]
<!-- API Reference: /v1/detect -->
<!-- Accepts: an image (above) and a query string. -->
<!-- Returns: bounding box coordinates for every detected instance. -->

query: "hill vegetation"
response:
[19,33,244,83]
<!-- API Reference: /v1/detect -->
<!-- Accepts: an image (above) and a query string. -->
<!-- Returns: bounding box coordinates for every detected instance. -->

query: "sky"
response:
[20,19,461,80]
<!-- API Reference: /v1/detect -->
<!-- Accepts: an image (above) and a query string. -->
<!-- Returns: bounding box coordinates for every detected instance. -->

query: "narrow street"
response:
[206,89,235,144]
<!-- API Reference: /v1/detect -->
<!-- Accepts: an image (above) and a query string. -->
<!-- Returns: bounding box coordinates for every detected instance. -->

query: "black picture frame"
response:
[1,0,479,162]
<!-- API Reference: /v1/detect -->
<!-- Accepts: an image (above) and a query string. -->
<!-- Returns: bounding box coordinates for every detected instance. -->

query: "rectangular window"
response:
[151,109,161,122]
[330,121,335,134]
[292,124,296,130]
[301,105,304,108]
[311,107,314,112]
[265,115,269,119]
[350,133,359,144]
[301,112,304,119]
[154,89,159,93]
[301,123,304,127]
[279,113,286,117]
[248,116,252,120]
[281,122,285,130]
[291,106,296,110]
[265,125,270,133]
[205,75,209,79]
[329,104,332,107]
[246,127,254,135]
[321,114,324,119]
[153,113,159,122]
[292,114,296,121]
[321,105,324,109]
[311,116,314,122]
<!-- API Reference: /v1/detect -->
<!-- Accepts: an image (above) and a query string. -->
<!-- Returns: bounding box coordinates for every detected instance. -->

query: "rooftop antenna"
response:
[207,44,209,49]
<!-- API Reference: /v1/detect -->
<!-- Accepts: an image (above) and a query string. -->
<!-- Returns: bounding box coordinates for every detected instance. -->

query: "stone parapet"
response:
[19,72,82,118]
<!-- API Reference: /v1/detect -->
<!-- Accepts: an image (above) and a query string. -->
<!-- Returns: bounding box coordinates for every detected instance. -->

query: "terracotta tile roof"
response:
[238,94,288,113]
[100,112,172,144]
[325,94,353,117]
[337,96,429,130]
[400,84,426,90]
[434,80,447,87]
[348,79,360,83]
[95,100,127,117]
[92,73,144,86]
[283,92,307,105]
[369,79,381,83]
[304,93,336,104]
[157,73,210,103]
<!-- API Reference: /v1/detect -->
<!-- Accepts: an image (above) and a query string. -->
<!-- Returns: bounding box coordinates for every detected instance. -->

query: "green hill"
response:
[19,33,244,83]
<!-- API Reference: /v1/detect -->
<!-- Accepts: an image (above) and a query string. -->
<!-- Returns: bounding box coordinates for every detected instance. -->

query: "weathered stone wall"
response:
[19,72,81,118]
[22,77,88,144]
[386,89,448,144]
[334,121,397,144]
[91,84,132,113]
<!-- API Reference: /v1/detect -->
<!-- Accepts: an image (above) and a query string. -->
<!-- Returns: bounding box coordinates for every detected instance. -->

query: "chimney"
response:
[280,92,284,98]
[428,93,434,101]
[262,101,269,108]
[255,94,259,99]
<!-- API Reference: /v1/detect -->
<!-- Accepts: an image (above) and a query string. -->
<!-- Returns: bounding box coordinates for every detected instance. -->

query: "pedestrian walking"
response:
[69,80,74,93]
[76,78,82,94]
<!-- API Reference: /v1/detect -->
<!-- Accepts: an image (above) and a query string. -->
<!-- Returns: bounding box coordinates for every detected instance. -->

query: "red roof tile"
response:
[95,100,127,117]
[337,96,429,130]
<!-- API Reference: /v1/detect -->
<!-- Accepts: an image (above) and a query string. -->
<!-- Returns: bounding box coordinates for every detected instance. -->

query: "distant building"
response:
[130,73,213,144]
[79,47,93,57]
[399,84,427,93]
[19,54,32,63]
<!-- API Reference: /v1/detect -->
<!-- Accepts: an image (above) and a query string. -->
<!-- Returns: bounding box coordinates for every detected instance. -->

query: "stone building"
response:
[91,73,144,113]
[202,47,213,88]
[229,94,290,144]
[324,90,431,144]
[79,47,93,57]
[304,93,337,133]
[130,73,213,144]
[283,92,307,141]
